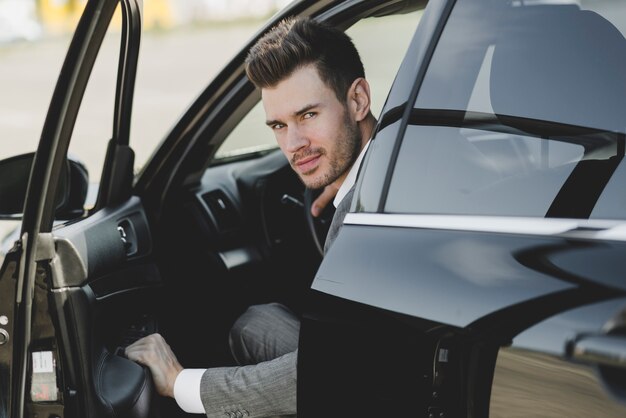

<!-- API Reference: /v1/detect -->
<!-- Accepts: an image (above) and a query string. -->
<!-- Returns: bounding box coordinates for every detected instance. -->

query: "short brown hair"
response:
[245,17,365,102]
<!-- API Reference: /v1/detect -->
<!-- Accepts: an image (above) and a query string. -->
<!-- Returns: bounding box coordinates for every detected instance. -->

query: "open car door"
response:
[0,1,160,418]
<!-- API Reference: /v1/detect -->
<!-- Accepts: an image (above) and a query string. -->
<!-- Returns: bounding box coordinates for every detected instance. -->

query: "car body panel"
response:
[314,221,626,327]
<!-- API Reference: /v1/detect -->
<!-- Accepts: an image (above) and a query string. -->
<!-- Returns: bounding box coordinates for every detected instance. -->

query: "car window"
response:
[213,11,422,161]
[386,0,626,220]
[67,15,121,210]
[131,20,262,171]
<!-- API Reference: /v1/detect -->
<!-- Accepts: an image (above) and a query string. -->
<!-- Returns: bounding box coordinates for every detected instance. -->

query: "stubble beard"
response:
[295,113,362,190]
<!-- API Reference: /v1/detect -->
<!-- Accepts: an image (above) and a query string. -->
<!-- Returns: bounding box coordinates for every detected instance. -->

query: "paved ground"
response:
[0,21,262,163]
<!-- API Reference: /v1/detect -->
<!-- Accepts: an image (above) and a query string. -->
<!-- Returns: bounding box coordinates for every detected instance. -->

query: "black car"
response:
[1,0,626,417]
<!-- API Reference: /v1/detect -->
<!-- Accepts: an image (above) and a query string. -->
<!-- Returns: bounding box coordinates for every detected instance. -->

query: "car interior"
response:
[131,2,421,372]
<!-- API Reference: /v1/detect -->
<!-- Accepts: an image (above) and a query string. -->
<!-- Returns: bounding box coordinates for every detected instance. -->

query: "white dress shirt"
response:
[333,140,370,208]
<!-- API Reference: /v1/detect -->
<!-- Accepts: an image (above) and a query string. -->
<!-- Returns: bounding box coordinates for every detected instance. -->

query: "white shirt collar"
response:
[333,140,371,208]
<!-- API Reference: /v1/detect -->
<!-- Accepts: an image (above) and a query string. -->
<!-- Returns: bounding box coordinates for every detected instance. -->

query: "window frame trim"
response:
[344,212,626,241]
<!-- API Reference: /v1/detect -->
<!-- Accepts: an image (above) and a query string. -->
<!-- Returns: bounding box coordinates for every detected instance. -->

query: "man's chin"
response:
[299,174,329,190]
[295,166,324,189]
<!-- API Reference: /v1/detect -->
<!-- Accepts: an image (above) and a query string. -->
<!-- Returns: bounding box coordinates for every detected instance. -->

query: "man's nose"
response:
[285,125,309,152]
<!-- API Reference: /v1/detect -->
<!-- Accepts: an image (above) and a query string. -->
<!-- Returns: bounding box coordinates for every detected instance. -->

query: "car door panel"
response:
[299,289,437,418]
[0,249,19,416]
[48,283,158,418]
[42,197,160,418]
[52,197,152,287]
[312,224,622,327]
[1,1,145,414]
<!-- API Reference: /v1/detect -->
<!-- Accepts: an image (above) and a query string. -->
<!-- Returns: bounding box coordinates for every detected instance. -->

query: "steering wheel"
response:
[303,188,335,256]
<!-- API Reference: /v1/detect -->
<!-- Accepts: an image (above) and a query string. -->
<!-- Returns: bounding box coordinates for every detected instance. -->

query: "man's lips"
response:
[294,154,321,174]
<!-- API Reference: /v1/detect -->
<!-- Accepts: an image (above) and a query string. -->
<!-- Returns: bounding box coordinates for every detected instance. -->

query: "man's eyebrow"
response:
[265,103,320,127]
[293,103,319,117]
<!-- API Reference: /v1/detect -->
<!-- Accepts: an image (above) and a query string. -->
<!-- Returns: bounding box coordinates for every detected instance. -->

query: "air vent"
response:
[201,190,240,232]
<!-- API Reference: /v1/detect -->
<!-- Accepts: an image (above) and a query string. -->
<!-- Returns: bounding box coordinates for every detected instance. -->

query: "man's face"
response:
[262,65,362,190]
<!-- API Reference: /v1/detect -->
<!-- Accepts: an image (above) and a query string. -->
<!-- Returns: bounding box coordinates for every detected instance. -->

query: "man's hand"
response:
[125,333,183,398]
[311,185,338,217]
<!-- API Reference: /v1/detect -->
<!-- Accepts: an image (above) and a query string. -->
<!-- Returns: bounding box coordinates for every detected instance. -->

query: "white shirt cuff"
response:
[173,368,206,414]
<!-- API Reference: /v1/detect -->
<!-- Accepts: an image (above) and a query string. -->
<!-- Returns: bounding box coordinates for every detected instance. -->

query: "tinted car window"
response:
[386,0,626,219]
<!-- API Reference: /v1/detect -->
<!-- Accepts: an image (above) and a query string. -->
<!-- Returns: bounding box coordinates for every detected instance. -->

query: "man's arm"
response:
[125,334,297,417]
[200,350,297,418]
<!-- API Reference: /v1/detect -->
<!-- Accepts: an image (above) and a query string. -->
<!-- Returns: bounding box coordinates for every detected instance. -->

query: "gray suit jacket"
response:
[199,187,355,418]
[323,186,355,255]
[200,350,298,417]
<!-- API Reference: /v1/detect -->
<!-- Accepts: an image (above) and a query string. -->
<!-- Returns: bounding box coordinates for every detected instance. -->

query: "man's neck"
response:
[333,113,376,190]
[360,113,377,147]
[332,114,376,207]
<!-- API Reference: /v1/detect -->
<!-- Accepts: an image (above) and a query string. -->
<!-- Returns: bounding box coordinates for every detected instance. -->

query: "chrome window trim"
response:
[344,213,626,241]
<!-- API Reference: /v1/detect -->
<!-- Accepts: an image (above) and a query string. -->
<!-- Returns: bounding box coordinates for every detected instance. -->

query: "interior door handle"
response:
[569,334,626,369]
[117,219,137,256]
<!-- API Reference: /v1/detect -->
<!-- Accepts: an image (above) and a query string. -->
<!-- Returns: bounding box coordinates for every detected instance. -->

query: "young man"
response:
[125,16,376,417]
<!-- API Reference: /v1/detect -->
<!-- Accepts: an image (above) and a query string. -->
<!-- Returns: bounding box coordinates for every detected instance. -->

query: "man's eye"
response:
[272,123,285,130]
[303,112,316,120]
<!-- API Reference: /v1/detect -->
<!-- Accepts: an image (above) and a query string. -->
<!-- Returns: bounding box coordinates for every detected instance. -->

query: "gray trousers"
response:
[229,303,300,366]
[199,303,300,418]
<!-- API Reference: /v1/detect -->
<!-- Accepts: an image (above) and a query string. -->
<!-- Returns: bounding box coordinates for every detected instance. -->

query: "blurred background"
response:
[0,0,291,250]
[0,0,290,42]
[0,0,289,161]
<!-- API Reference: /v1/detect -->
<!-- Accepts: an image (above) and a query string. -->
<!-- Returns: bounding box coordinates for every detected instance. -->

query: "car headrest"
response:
[490,5,626,133]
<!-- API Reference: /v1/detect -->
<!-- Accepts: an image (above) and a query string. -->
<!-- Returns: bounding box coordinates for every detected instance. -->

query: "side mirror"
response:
[0,153,89,220]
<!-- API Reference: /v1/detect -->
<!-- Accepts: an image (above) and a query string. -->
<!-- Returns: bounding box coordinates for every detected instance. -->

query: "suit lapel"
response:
[323,185,355,255]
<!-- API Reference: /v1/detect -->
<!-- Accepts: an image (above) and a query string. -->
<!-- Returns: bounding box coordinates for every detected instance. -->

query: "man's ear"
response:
[347,77,371,122]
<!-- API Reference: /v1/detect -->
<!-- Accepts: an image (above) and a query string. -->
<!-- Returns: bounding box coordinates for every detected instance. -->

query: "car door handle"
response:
[569,334,626,369]
[117,219,137,256]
